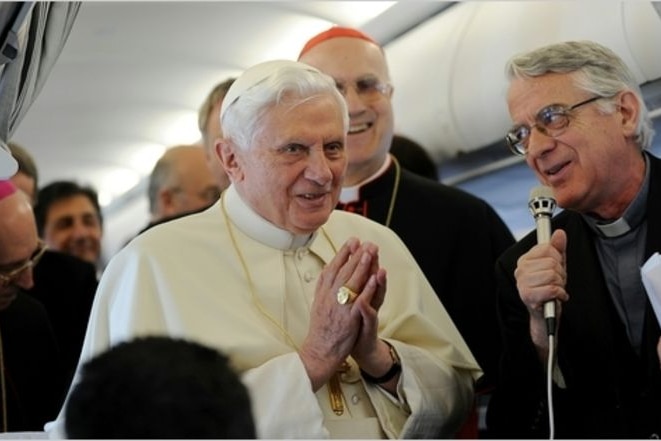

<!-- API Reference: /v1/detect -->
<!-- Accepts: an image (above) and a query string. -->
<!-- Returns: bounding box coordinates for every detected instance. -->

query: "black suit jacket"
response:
[487,154,661,438]
[0,293,66,431]
[339,160,516,389]
[27,250,97,390]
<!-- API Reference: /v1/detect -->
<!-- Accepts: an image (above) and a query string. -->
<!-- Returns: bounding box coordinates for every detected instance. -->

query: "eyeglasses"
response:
[0,240,48,287]
[505,96,604,156]
[335,77,391,102]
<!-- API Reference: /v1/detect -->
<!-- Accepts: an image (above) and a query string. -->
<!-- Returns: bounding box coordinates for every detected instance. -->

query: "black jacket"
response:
[27,250,97,390]
[0,293,66,430]
[487,154,661,439]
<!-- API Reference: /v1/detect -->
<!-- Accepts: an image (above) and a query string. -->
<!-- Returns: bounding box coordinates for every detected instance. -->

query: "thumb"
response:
[551,229,567,255]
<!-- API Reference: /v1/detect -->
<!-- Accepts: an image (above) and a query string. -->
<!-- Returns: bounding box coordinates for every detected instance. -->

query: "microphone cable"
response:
[546,330,555,440]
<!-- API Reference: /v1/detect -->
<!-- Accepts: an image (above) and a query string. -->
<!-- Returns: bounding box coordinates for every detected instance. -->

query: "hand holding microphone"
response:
[529,186,558,335]
[518,186,568,338]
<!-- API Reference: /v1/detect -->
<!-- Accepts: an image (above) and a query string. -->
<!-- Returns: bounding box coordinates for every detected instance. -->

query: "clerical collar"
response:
[339,155,392,203]
[582,153,650,238]
[223,185,314,250]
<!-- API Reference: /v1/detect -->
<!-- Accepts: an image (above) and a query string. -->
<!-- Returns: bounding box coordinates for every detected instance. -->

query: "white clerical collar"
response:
[583,152,650,238]
[223,185,313,250]
[339,155,392,204]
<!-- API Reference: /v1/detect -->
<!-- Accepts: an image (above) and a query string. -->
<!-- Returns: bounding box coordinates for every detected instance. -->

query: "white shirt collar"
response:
[339,155,392,204]
[223,185,313,250]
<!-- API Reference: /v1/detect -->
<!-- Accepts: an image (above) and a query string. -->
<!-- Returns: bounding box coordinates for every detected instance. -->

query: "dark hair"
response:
[390,134,438,181]
[64,336,256,439]
[33,180,103,236]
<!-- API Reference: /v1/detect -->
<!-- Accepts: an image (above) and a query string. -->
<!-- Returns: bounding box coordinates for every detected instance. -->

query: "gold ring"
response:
[337,286,358,305]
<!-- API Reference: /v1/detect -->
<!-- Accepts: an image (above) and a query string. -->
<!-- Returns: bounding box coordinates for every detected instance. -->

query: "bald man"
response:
[0,181,66,430]
[145,144,220,231]
[298,27,516,401]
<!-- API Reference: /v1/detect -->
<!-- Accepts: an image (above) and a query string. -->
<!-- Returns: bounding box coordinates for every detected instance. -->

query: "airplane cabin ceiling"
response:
[10,1,661,212]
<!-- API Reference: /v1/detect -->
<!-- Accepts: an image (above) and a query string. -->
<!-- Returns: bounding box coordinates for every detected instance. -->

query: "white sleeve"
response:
[242,352,329,439]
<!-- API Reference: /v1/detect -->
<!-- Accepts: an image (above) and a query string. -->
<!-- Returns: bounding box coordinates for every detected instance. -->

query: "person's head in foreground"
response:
[64,336,256,439]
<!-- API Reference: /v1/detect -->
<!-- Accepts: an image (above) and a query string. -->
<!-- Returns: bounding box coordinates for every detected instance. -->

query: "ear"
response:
[217,138,243,182]
[158,188,176,216]
[617,90,640,139]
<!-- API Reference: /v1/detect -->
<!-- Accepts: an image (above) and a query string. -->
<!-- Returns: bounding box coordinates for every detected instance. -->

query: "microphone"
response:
[528,185,558,336]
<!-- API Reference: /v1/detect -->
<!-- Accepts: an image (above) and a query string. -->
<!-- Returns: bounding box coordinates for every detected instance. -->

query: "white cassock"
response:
[46,185,481,439]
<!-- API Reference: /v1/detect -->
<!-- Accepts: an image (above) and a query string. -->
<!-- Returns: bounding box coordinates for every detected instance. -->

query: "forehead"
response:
[300,37,388,81]
[507,73,578,121]
[46,194,97,219]
[257,94,344,141]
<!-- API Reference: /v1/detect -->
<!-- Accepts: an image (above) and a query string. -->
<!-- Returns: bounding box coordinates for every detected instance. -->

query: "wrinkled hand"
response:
[515,229,569,351]
[349,241,387,363]
[299,237,383,391]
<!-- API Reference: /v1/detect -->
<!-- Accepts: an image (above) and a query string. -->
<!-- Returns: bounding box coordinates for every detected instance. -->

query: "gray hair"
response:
[221,64,348,150]
[506,40,654,150]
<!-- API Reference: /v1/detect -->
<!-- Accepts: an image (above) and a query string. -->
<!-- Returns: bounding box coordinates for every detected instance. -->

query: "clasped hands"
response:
[299,237,393,391]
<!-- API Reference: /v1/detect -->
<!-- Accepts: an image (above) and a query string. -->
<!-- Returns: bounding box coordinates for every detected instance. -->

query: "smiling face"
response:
[42,194,102,265]
[299,37,394,186]
[220,93,346,234]
[507,72,643,219]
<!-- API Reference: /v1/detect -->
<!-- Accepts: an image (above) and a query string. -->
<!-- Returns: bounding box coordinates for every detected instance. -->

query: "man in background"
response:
[4,145,98,386]
[198,78,235,191]
[34,180,104,268]
[0,180,66,431]
[142,144,220,233]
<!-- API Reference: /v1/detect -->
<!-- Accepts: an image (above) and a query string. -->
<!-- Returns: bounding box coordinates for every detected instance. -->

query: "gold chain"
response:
[384,156,401,228]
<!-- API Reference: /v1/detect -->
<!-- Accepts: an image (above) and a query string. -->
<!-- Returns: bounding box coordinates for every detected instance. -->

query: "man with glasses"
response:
[487,40,661,438]
[298,27,516,429]
[0,180,66,430]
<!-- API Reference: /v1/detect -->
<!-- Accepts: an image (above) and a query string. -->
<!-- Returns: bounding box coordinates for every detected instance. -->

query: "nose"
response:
[71,220,91,239]
[526,126,556,158]
[304,149,333,185]
[342,86,368,114]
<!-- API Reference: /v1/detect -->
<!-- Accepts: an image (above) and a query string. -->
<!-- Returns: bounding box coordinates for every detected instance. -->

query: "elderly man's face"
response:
[226,93,347,234]
[507,72,641,218]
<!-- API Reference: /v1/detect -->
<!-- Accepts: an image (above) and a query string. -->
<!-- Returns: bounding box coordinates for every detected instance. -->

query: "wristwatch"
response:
[360,340,402,384]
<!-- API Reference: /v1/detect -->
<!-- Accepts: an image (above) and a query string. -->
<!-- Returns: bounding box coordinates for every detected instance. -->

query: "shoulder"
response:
[133,203,224,249]
[398,168,497,211]
[34,250,97,279]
